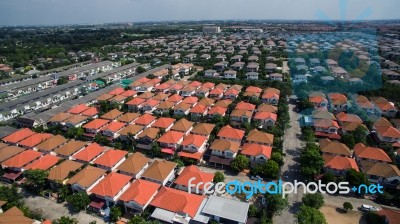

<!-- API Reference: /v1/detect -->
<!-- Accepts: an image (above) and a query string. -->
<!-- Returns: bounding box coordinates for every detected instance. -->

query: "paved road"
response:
[274,104,305,224]
[23,194,105,224]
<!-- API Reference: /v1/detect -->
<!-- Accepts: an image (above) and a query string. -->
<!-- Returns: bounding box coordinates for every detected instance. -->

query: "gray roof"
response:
[0,126,18,139]
[201,195,249,223]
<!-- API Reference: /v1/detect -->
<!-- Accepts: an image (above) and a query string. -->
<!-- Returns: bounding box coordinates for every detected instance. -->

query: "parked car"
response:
[361,204,380,212]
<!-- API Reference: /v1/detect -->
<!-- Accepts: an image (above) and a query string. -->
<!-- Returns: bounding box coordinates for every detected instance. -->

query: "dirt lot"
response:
[321,205,367,224]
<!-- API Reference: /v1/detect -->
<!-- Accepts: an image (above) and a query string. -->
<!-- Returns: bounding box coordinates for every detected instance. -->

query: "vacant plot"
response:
[321,205,367,224]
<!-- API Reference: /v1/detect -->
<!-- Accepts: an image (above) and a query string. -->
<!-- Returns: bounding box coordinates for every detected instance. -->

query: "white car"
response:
[361,204,380,212]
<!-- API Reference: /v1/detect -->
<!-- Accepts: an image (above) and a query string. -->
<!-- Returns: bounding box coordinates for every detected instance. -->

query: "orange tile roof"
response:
[24,154,60,171]
[309,95,327,104]
[188,81,202,87]
[323,155,359,171]
[191,123,215,136]
[174,165,214,189]
[118,124,144,136]
[121,90,137,98]
[93,149,127,168]
[254,111,277,121]
[210,139,241,153]
[72,143,105,162]
[336,112,363,124]
[100,121,126,133]
[201,82,215,89]
[158,131,184,144]
[134,114,156,126]
[0,206,33,224]
[17,133,53,148]
[137,127,160,140]
[81,107,100,117]
[224,88,240,96]
[108,87,125,95]
[151,93,171,101]
[235,102,256,111]
[354,143,392,162]
[2,128,35,144]
[143,99,161,107]
[314,119,340,129]
[328,93,348,105]
[246,129,274,145]
[150,187,205,218]
[0,146,25,163]
[198,97,215,106]
[214,99,232,108]
[217,125,245,140]
[166,94,183,103]
[182,96,198,105]
[181,134,207,148]
[261,91,280,100]
[374,117,393,128]
[241,143,272,158]
[83,118,110,130]
[90,172,132,198]
[54,140,87,157]
[137,92,155,99]
[376,126,400,138]
[209,88,224,95]
[152,118,176,129]
[126,97,146,106]
[66,166,106,188]
[264,87,280,94]
[171,118,194,132]
[119,179,160,205]
[2,150,42,168]
[68,104,90,114]
[190,104,208,114]
[207,106,227,116]
[245,86,262,93]
[154,83,171,90]
[257,104,278,113]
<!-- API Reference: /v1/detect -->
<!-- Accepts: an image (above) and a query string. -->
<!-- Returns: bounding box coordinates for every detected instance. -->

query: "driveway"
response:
[23,194,105,224]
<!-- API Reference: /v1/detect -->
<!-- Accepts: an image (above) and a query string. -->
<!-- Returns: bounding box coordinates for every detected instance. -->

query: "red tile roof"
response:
[166,94,183,103]
[90,172,131,198]
[83,119,110,130]
[190,104,208,114]
[100,121,126,133]
[241,143,272,158]
[174,165,214,190]
[2,150,42,168]
[108,87,125,95]
[152,118,176,129]
[254,112,277,121]
[376,126,400,138]
[235,102,256,111]
[323,155,359,172]
[134,114,156,126]
[150,187,205,218]
[182,96,198,105]
[72,143,105,162]
[93,149,127,168]
[67,104,90,114]
[119,179,160,205]
[158,131,184,144]
[217,125,245,140]
[126,97,146,106]
[121,90,137,98]
[17,133,53,148]
[336,112,363,124]
[24,154,60,171]
[2,128,35,144]
[207,106,227,116]
[181,134,207,148]
[354,143,392,162]
[81,107,100,117]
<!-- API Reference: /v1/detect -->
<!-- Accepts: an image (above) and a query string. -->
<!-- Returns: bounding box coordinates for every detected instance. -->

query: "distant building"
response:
[203,26,221,33]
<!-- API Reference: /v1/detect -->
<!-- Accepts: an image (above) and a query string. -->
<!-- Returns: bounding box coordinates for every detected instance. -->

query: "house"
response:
[141,160,177,185]
[174,103,192,116]
[246,129,274,146]
[191,123,215,138]
[136,128,160,150]
[355,95,375,114]
[89,172,132,207]
[72,142,105,163]
[0,146,25,164]
[35,135,68,153]
[190,104,208,120]
[181,86,197,97]
[246,72,259,80]
[117,152,150,179]
[83,119,110,137]
[209,88,224,99]
[157,131,185,154]
[261,89,280,105]
[253,112,278,128]
[293,75,307,84]
[2,128,35,145]
[269,73,283,81]
[328,93,348,113]
[217,125,245,143]
[230,109,253,125]
[150,187,206,223]
[309,94,328,109]
[235,102,256,111]
[166,94,183,104]
[354,143,392,163]
[241,143,272,165]
[23,154,60,171]
[141,99,160,113]
[152,93,171,102]
[126,98,146,111]
[182,96,199,105]
[1,149,42,178]
[335,112,364,131]
[207,106,227,118]
[201,195,249,224]
[67,166,106,194]
[174,165,214,194]
[205,69,219,78]
[100,121,126,140]
[246,62,259,72]
[152,117,176,132]
[81,107,100,118]
[134,114,156,128]
[155,101,176,115]
[118,124,144,142]
[224,88,240,100]
[210,139,240,162]
[181,134,208,155]
[319,139,352,157]
[48,112,73,126]
[53,140,87,160]
[378,207,400,224]
[359,161,400,186]
[0,206,35,224]
[116,112,140,124]
[93,149,127,171]
[198,98,215,107]
[265,63,277,73]
[323,155,359,176]
[314,119,340,136]
[223,70,237,79]
[68,104,90,115]
[171,118,194,135]
[375,125,400,143]
[119,179,160,214]
[371,97,398,118]
[64,115,89,129]
[47,160,83,189]
[257,104,278,113]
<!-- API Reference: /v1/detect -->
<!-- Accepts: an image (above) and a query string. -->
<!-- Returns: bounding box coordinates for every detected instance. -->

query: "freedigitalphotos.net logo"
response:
[188,178,384,199]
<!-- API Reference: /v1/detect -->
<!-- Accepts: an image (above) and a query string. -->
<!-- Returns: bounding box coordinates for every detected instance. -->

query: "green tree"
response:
[230,155,249,172]
[248,204,258,217]
[345,169,369,189]
[137,66,146,74]
[302,193,324,209]
[343,202,353,212]
[56,77,69,85]
[352,125,368,144]
[128,216,146,224]
[341,133,355,149]
[110,206,123,222]
[213,172,225,183]
[264,193,289,216]
[23,169,48,193]
[296,205,327,224]
[66,191,90,211]
[53,216,78,224]
[321,173,336,184]
[271,152,284,166]
[264,160,279,179]
[300,144,324,180]
[0,185,23,209]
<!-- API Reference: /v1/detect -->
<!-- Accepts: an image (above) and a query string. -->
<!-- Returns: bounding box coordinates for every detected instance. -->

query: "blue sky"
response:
[0,0,399,26]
